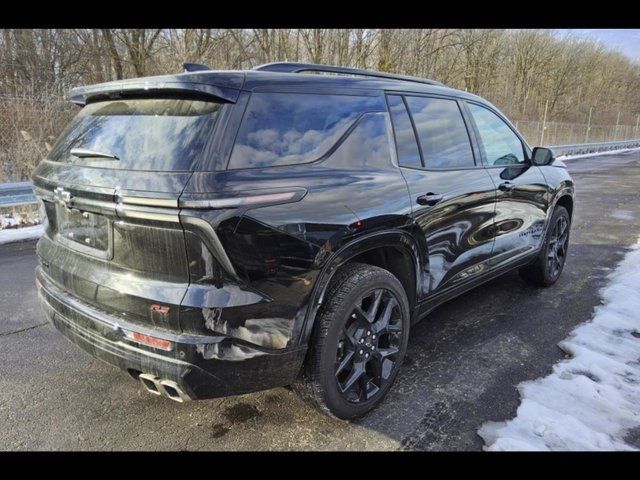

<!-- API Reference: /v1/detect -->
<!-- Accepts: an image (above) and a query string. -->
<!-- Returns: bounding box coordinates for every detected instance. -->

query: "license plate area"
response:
[55,204,112,259]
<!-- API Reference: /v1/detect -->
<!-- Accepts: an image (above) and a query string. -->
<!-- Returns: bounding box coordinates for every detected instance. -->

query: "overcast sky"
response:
[554,29,640,63]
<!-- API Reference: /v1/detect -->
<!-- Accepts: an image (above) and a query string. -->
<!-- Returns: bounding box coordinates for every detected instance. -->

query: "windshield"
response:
[48,98,222,171]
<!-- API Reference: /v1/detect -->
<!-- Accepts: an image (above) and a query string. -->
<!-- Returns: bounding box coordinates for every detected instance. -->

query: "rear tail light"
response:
[242,191,298,205]
[179,189,306,209]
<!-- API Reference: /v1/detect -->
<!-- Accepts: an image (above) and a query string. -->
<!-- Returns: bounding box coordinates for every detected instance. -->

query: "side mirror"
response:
[531,147,555,166]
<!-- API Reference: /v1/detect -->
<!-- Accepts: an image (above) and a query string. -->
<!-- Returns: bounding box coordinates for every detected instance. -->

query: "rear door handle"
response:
[498,181,516,192]
[417,193,443,206]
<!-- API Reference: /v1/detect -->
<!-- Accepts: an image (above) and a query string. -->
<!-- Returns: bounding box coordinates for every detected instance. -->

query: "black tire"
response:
[294,262,410,420]
[519,205,571,287]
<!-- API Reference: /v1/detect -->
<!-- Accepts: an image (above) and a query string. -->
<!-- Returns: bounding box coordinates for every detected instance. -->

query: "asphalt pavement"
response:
[1,151,639,450]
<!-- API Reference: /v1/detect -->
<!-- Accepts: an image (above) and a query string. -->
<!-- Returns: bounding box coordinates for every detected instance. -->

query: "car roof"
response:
[69,64,491,108]
[240,70,484,101]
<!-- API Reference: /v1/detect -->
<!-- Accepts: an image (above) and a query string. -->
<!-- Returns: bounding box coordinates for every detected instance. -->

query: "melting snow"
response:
[0,224,43,245]
[558,147,640,161]
[479,240,640,451]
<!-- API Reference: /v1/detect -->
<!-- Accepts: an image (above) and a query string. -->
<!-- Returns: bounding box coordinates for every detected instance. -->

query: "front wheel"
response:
[294,263,410,420]
[519,205,571,286]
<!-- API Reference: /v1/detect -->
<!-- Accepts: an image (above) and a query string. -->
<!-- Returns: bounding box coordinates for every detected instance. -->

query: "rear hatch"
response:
[33,77,240,334]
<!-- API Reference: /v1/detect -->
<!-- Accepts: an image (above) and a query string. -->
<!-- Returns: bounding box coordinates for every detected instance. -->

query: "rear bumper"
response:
[36,267,307,400]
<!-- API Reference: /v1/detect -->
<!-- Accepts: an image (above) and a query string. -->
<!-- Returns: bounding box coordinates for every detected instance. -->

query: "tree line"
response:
[1,29,639,125]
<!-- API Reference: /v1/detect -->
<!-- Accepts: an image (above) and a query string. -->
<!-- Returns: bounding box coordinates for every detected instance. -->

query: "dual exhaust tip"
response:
[138,373,191,403]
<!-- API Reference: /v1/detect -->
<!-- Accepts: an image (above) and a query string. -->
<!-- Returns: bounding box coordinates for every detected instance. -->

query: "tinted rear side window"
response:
[228,93,383,169]
[405,96,475,169]
[387,95,421,168]
[48,98,221,171]
[325,113,392,168]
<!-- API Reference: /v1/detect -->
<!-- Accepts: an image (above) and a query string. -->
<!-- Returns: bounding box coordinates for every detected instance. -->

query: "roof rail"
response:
[253,62,444,87]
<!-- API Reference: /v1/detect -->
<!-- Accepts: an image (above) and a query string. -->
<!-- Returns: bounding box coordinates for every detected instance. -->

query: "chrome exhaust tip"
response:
[158,379,191,403]
[139,373,162,396]
[138,373,191,402]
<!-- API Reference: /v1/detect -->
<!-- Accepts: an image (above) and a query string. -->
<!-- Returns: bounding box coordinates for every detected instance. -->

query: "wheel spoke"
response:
[557,232,568,254]
[343,324,358,347]
[548,258,555,269]
[362,379,380,401]
[339,361,365,393]
[353,304,368,322]
[558,217,567,236]
[364,289,384,323]
[375,346,399,361]
[372,297,397,334]
[557,234,566,247]
[371,349,397,382]
[335,349,354,377]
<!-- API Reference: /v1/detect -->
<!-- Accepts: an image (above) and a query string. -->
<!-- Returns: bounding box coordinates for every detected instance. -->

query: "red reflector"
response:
[131,332,173,351]
[349,219,363,231]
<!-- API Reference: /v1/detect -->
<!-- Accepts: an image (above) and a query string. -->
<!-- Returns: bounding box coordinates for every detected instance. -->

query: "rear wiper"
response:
[70,148,119,160]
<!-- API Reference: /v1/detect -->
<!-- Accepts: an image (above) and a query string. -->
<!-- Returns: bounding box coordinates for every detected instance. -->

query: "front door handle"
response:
[417,193,443,206]
[498,181,516,192]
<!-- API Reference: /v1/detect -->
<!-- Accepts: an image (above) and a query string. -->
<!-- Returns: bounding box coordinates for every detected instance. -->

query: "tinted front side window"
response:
[48,98,221,171]
[228,93,382,169]
[387,95,421,168]
[468,103,525,166]
[405,96,475,169]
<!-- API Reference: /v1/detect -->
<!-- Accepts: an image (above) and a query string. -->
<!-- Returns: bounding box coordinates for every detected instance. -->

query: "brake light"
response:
[242,191,297,205]
[179,189,306,209]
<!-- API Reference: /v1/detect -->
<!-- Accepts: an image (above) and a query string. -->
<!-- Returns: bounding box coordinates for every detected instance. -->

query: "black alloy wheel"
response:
[294,263,410,419]
[519,205,571,286]
[335,288,403,403]
[546,214,569,280]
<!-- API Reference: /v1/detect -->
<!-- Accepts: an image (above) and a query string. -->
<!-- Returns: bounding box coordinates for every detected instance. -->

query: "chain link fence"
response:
[1,94,640,183]
[515,120,640,147]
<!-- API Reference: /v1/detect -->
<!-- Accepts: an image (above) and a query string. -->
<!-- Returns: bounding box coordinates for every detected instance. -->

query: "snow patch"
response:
[557,147,640,161]
[0,224,44,245]
[479,240,640,451]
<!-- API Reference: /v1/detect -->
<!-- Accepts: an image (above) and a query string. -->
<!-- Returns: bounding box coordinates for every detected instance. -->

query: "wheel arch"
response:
[297,230,423,347]
[537,184,574,250]
[555,193,574,220]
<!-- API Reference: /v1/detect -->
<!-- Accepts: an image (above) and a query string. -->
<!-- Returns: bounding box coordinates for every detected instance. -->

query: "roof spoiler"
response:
[68,73,244,106]
[183,63,211,72]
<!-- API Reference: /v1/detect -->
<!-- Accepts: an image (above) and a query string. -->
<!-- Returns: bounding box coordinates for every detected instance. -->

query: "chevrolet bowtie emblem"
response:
[53,186,73,208]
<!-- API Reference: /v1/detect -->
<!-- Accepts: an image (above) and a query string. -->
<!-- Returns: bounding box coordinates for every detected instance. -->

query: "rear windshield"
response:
[48,98,222,171]
[228,92,383,169]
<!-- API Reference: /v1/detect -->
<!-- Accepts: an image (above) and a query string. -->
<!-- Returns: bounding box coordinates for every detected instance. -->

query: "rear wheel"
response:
[294,263,410,420]
[519,205,571,286]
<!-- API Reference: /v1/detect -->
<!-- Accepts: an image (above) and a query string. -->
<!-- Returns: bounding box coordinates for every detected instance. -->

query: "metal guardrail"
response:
[548,139,640,157]
[0,181,36,208]
[1,139,639,208]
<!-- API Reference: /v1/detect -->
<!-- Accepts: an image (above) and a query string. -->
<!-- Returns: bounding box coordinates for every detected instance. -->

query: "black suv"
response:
[33,62,574,419]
